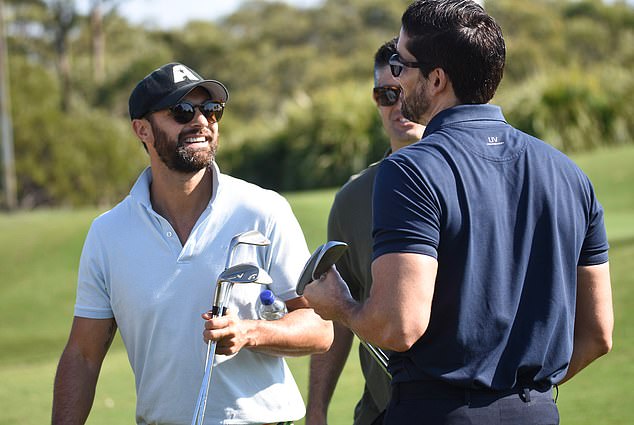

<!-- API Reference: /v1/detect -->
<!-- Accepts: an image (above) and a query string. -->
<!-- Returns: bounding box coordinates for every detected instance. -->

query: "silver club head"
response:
[226,230,271,269]
[296,241,348,295]
[218,263,273,286]
[210,263,273,317]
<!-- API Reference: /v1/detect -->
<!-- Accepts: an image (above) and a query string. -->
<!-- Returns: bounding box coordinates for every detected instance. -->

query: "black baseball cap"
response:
[128,62,229,120]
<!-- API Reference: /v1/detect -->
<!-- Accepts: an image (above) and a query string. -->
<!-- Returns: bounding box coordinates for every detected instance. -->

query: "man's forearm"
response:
[52,349,100,425]
[559,263,613,385]
[342,254,436,352]
[305,323,354,425]
[559,332,612,384]
[247,307,334,356]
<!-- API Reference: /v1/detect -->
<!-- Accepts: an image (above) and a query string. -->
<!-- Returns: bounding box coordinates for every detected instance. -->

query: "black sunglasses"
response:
[167,100,225,124]
[388,53,421,78]
[373,86,401,107]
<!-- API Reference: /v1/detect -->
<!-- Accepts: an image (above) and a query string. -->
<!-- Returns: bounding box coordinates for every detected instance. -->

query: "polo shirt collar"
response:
[423,104,506,138]
[129,167,152,209]
[129,162,221,210]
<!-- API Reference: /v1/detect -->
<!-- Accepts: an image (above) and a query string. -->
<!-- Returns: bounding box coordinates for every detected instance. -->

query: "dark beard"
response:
[401,98,418,123]
[149,119,216,173]
[401,82,429,125]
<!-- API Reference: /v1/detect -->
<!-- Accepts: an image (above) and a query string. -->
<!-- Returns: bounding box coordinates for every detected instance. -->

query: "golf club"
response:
[296,241,392,378]
[296,241,349,295]
[225,230,271,269]
[203,231,271,374]
[192,263,273,425]
[202,231,271,377]
[191,229,271,425]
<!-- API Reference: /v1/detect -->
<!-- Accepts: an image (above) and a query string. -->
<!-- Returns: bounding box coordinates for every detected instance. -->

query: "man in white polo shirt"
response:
[52,62,333,425]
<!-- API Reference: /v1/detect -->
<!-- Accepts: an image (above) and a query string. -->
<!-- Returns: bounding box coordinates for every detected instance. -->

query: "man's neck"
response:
[149,164,213,245]
[391,139,413,153]
[422,86,461,126]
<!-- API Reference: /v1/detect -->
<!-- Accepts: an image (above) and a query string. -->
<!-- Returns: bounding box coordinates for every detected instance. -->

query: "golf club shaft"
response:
[191,333,217,425]
[359,339,391,378]
[192,340,218,425]
[192,286,232,425]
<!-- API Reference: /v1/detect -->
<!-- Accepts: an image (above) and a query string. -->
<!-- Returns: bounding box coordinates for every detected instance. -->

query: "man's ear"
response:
[428,68,449,94]
[132,118,152,145]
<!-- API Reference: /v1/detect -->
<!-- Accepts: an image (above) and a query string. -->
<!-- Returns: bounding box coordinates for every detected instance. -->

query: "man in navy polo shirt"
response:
[303,1,614,424]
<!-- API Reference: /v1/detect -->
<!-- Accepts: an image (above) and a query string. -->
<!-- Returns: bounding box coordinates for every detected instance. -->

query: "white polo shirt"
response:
[75,163,309,424]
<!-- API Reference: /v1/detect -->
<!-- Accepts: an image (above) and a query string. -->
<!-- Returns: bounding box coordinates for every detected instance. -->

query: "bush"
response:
[11,58,146,207]
[220,82,386,191]
[498,65,634,153]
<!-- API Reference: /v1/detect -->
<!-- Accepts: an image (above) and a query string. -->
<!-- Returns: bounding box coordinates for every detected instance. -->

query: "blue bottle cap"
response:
[259,289,275,305]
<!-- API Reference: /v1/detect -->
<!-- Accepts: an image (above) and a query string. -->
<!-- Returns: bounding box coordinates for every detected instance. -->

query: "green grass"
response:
[1,145,633,424]
[284,187,336,251]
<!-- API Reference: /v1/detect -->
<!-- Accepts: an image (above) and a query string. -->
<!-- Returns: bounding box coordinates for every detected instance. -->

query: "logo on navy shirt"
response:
[487,136,504,146]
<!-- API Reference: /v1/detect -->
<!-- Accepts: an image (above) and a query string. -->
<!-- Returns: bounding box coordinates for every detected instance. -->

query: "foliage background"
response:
[1,0,633,207]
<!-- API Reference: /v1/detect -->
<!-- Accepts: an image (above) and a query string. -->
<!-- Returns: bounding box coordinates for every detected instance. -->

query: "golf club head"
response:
[296,241,348,295]
[210,263,272,316]
[219,263,273,285]
[225,230,271,269]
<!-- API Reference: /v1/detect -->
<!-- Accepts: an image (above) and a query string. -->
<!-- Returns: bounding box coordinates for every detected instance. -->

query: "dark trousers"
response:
[384,380,559,425]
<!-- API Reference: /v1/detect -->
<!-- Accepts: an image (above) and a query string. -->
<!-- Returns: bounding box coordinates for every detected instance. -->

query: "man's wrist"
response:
[305,408,327,425]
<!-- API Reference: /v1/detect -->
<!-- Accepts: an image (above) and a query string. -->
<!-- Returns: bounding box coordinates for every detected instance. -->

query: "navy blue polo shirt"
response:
[372,104,608,390]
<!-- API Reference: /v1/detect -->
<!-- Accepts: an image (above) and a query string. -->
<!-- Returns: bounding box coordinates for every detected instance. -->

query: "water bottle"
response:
[256,289,287,320]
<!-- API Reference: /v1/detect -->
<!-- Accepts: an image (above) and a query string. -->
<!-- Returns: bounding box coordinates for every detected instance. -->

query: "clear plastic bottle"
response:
[256,289,287,320]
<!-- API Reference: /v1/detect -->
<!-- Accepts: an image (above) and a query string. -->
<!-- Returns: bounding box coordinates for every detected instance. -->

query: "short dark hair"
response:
[374,37,398,85]
[401,0,505,104]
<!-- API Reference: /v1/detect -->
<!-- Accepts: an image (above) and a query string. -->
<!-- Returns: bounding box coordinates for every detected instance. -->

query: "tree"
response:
[88,0,120,84]
[47,0,77,111]
[0,0,17,210]
[2,0,634,206]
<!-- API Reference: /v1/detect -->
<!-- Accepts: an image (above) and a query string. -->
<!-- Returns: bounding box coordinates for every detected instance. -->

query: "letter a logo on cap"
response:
[172,64,200,83]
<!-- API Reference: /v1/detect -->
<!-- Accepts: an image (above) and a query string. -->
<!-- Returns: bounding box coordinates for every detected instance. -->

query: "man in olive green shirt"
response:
[305,38,425,425]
